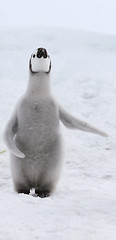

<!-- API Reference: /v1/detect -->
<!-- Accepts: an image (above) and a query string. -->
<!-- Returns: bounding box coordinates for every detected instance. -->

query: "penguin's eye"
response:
[33,54,35,58]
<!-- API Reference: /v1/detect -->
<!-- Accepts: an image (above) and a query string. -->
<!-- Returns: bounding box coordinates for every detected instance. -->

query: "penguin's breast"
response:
[16,98,61,154]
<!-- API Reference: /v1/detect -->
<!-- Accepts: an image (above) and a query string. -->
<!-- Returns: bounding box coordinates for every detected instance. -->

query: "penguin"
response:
[3,47,107,197]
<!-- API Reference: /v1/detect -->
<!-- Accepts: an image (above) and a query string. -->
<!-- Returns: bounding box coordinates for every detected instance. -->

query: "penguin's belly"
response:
[14,128,63,187]
[15,99,62,159]
[11,99,64,189]
[14,110,63,186]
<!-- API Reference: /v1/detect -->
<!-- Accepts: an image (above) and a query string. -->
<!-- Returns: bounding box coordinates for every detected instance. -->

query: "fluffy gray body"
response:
[3,48,107,197]
[11,93,63,195]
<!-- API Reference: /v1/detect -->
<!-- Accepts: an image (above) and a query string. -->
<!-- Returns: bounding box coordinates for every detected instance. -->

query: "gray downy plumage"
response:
[3,48,108,197]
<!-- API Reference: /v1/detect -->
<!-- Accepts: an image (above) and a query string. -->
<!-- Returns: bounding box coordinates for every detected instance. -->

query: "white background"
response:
[0,0,116,35]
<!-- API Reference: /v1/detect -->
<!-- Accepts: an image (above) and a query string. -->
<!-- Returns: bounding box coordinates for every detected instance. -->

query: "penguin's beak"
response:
[37,48,47,59]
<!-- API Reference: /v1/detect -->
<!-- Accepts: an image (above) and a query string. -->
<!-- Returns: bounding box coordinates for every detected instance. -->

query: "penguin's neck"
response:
[26,72,51,99]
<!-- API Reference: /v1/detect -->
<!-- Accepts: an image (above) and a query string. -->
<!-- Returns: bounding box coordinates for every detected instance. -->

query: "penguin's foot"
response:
[35,189,50,198]
[17,188,30,195]
[15,183,30,195]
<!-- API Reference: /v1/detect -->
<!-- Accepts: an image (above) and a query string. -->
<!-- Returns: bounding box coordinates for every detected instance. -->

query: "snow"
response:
[0,26,116,239]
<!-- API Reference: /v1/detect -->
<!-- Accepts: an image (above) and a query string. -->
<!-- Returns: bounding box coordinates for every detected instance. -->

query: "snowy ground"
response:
[0,26,116,240]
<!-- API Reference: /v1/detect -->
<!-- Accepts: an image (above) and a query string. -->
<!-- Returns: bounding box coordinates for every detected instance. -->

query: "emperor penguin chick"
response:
[3,47,107,198]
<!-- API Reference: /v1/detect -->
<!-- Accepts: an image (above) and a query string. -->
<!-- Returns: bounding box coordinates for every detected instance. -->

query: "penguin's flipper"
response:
[59,106,108,137]
[3,109,25,158]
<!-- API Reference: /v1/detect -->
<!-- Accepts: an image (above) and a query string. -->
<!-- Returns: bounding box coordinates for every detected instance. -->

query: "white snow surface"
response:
[0,27,116,240]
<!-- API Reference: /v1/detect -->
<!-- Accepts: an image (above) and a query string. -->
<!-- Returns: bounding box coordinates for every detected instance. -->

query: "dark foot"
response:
[15,184,30,195]
[17,189,30,194]
[35,190,50,198]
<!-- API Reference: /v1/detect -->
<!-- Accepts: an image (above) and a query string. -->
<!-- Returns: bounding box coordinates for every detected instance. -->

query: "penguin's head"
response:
[29,48,51,73]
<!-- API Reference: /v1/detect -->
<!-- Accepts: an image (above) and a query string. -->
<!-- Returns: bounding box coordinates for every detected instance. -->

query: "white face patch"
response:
[30,50,51,73]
